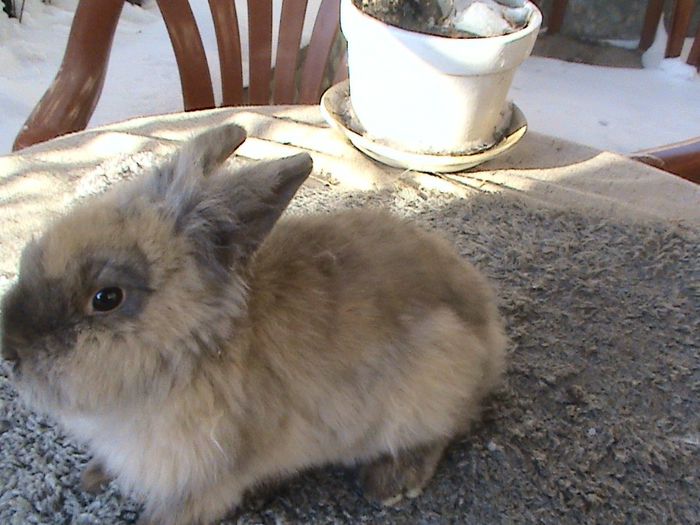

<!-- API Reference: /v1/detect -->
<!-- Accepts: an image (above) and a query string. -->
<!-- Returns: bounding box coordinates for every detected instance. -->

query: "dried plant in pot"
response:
[337,0,542,161]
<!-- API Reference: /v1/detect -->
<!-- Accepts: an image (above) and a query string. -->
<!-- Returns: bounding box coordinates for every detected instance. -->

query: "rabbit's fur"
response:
[1,125,506,525]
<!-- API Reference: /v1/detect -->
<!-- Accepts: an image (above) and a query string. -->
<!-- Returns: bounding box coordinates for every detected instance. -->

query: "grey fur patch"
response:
[162,153,313,287]
[1,276,76,363]
[1,244,151,364]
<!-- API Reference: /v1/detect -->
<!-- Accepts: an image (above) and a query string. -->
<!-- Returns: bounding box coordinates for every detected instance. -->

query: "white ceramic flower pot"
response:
[340,0,542,154]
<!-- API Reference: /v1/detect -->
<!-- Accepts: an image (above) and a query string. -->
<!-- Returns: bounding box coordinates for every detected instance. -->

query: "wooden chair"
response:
[12,0,346,151]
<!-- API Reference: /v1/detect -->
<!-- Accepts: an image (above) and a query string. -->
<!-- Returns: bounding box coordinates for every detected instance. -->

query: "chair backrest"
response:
[13,0,346,151]
[158,0,346,109]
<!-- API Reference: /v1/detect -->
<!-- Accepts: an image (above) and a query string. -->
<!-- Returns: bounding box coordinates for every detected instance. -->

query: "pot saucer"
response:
[320,80,527,173]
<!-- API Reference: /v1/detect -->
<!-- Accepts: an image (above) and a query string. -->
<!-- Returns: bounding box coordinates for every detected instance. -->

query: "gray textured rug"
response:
[1,182,698,524]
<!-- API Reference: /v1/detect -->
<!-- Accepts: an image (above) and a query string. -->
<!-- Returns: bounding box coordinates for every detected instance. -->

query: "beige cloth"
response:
[1,105,698,282]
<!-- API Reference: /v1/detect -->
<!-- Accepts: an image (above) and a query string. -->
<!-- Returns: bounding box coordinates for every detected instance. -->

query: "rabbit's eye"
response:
[92,287,124,313]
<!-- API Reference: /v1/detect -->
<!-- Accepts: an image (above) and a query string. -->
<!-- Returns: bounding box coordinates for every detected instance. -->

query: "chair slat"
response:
[298,0,340,104]
[273,0,309,105]
[155,0,215,110]
[665,0,695,58]
[209,0,244,106]
[248,0,273,105]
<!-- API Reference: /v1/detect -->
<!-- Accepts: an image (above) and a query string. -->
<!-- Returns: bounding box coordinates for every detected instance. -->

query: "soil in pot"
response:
[352,0,445,32]
[353,0,533,37]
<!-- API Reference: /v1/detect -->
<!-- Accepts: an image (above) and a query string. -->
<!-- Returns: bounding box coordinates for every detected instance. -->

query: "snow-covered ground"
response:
[1,0,698,155]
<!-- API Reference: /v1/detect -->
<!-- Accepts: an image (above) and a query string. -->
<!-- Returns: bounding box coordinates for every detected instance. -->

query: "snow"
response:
[449,0,531,37]
[511,56,699,153]
[1,0,698,155]
[602,39,640,50]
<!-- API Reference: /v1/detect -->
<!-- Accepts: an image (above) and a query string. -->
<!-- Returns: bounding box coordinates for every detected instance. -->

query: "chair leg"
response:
[687,23,700,67]
[547,0,568,35]
[639,0,666,51]
[665,0,695,58]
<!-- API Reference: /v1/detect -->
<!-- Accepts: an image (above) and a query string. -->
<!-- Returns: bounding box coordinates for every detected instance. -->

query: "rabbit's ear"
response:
[228,152,314,253]
[173,123,247,179]
[144,124,247,205]
[180,153,313,278]
[136,124,245,229]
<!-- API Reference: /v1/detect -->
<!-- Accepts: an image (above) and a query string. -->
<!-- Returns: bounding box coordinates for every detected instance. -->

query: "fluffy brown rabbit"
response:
[1,124,506,525]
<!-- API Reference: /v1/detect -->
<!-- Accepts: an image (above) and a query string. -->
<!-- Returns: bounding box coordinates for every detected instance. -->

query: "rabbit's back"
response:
[251,209,498,323]
[244,210,506,459]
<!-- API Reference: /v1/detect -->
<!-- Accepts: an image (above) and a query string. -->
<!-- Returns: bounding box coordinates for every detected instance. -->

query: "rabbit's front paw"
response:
[80,458,112,494]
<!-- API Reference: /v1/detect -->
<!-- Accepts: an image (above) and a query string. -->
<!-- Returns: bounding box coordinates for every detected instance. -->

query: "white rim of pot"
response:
[341,0,543,74]
[342,0,543,44]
